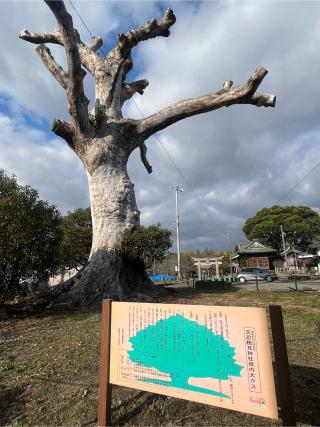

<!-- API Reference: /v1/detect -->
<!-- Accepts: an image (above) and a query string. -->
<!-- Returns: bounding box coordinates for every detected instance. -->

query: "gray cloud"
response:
[0,114,88,212]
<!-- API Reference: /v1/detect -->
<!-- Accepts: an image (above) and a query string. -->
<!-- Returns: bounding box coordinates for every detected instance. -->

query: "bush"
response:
[195,279,232,291]
[119,224,172,269]
[0,170,61,306]
[58,208,92,272]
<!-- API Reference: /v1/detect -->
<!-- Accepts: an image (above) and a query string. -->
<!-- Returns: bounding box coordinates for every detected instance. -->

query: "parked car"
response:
[237,267,277,284]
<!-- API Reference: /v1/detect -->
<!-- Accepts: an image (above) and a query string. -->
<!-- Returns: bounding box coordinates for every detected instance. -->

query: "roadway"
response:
[233,279,320,292]
[171,279,320,292]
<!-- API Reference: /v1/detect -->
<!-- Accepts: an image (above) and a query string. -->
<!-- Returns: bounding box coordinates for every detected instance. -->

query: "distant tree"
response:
[128,314,243,397]
[119,224,172,269]
[180,252,196,279]
[152,253,176,276]
[216,251,232,275]
[0,170,61,306]
[243,205,320,252]
[58,208,92,272]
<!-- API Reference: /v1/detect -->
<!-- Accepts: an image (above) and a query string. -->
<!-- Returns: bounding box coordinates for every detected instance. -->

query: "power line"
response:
[68,0,94,39]
[130,98,223,230]
[275,160,320,204]
[68,0,109,58]
[131,100,193,192]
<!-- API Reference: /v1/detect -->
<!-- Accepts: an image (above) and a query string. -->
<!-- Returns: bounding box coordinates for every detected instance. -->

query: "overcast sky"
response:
[1,0,320,252]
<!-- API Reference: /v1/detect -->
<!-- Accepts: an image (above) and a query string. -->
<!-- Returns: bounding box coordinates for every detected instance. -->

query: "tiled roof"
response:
[237,241,277,254]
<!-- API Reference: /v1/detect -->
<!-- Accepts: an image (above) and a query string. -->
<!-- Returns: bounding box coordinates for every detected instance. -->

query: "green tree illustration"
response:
[128,314,243,398]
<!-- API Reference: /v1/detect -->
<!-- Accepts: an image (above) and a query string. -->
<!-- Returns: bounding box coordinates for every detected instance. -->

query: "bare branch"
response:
[19,29,63,45]
[223,80,233,89]
[52,119,75,148]
[44,0,89,132]
[244,66,269,97]
[36,44,67,89]
[89,36,103,52]
[139,143,152,174]
[137,66,276,139]
[121,80,149,105]
[242,93,276,107]
[36,44,89,114]
[19,28,104,77]
[87,9,176,116]
[107,8,176,64]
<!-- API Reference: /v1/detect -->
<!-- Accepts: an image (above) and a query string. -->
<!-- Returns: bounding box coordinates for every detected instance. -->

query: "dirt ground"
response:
[0,289,319,426]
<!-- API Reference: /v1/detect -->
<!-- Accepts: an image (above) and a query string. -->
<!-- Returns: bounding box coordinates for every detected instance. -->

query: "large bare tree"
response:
[20,1,276,305]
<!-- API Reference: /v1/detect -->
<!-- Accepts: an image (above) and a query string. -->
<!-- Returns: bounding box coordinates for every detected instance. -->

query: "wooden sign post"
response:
[269,305,296,426]
[98,299,112,427]
[98,301,296,427]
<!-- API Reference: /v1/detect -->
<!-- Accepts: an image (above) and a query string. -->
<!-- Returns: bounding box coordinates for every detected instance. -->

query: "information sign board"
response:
[108,302,278,419]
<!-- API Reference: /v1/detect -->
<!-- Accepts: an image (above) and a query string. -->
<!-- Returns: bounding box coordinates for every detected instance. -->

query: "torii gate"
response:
[192,257,223,280]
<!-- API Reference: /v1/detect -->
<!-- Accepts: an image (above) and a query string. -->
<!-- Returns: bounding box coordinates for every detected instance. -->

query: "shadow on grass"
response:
[290,364,320,426]
[113,392,163,426]
[161,285,241,301]
[0,383,26,425]
[1,301,101,322]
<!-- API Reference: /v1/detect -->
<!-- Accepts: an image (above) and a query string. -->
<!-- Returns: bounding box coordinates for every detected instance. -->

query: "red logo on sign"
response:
[249,396,266,407]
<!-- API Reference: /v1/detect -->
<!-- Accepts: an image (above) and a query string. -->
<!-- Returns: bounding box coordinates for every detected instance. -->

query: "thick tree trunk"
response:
[59,138,161,306]
[88,161,139,252]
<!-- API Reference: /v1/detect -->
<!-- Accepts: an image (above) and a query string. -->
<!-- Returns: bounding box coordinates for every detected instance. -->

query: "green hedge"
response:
[195,280,232,291]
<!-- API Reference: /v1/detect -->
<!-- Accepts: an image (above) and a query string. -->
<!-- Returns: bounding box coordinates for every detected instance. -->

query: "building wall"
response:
[246,256,270,269]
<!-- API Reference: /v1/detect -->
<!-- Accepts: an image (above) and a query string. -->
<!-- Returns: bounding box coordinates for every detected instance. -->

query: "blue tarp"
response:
[149,274,175,281]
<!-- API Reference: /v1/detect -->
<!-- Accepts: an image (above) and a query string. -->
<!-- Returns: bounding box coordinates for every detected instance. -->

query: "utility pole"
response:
[280,225,288,271]
[226,230,233,276]
[170,185,183,280]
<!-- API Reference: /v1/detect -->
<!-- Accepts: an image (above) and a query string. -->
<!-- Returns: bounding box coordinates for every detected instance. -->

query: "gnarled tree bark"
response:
[20,1,276,305]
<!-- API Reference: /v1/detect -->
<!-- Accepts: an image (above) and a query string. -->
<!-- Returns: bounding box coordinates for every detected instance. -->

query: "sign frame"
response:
[98,300,296,427]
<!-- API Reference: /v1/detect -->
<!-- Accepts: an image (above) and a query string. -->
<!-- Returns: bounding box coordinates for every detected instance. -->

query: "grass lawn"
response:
[0,289,319,426]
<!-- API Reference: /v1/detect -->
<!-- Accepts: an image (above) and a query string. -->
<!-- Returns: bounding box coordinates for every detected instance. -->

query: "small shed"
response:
[302,239,320,273]
[232,241,278,270]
